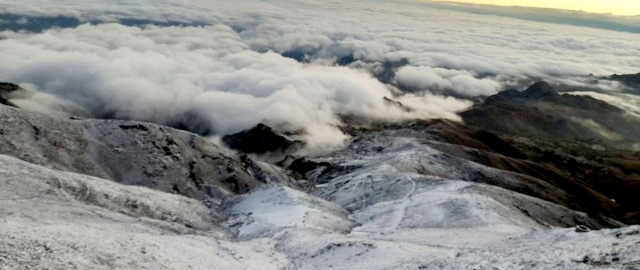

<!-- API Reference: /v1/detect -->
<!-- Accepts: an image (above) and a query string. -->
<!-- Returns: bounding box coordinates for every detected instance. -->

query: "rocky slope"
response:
[297,120,626,228]
[0,155,289,270]
[2,83,640,269]
[0,103,295,204]
[457,82,640,222]
[460,82,640,149]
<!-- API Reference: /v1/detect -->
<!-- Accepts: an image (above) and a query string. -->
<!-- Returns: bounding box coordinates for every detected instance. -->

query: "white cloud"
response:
[0,23,466,153]
[0,0,639,151]
[395,66,500,96]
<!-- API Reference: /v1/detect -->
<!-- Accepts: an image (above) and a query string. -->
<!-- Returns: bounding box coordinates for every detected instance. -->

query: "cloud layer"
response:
[1,0,640,151]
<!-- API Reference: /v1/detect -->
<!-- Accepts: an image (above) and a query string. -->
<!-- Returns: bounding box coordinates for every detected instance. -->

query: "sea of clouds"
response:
[0,0,639,152]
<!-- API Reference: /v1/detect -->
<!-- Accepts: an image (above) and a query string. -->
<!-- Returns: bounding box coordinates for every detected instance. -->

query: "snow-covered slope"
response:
[224,185,355,240]
[0,104,294,202]
[1,105,640,269]
[219,126,640,269]
[220,182,640,270]
[218,130,640,269]
[0,155,289,270]
[308,126,623,229]
[2,147,640,269]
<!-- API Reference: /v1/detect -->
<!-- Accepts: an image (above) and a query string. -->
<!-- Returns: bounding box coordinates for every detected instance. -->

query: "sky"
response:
[432,0,640,16]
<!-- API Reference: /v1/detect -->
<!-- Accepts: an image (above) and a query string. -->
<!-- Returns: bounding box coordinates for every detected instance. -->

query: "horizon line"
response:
[422,0,640,17]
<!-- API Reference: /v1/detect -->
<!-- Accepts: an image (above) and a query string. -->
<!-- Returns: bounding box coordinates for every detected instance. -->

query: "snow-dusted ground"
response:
[257,128,640,269]
[0,104,294,203]
[1,112,640,269]
[0,155,292,270]
[309,128,621,229]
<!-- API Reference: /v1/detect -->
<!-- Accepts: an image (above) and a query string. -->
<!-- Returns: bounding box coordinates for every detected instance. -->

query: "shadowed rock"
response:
[609,73,640,88]
[223,123,304,154]
[383,97,413,112]
[0,82,21,107]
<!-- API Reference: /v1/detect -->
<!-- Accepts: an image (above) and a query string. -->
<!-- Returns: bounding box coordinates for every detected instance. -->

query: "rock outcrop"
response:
[222,123,304,154]
[0,82,21,107]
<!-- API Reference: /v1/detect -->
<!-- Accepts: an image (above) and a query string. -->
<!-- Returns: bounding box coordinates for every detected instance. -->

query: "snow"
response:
[0,104,295,202]
[310,129,618,230]
[0,155,288,270]
[224,185,354,239]
[1,120,640,269]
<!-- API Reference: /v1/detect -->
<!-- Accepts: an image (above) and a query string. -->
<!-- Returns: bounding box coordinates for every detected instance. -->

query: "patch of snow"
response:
[224,185,355,239]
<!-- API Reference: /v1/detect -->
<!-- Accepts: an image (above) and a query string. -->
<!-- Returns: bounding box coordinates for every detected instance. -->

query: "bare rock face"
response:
[0,104,295,203]
[0,82,21,107]
[222,123,304,154]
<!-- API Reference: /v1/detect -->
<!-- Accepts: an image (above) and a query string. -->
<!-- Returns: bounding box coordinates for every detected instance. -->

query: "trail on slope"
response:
[352,175,416,234]
[361,175,374,210]
[391,177,416,231]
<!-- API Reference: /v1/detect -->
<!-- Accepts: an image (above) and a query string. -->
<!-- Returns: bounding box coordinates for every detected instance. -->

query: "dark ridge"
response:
[609,73,640,88]
[119,124,149,131]
[483,81,557,103]
[483,89,519,104]
[0,13,210,33]
[118,19,208,28]
[460,81,640,149]
[383,97,413,112]
[0,82,21,107]
[0,82,20,95]
[470,130,525,159]
[222,123,304,154]
[287,157,331,176]
[521,81,557,99]
[483,82,621,112]
[0,14,80,32]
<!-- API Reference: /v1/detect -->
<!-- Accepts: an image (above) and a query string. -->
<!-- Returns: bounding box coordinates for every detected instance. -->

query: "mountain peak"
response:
[223,123,304,154]
[522,81,557,99]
